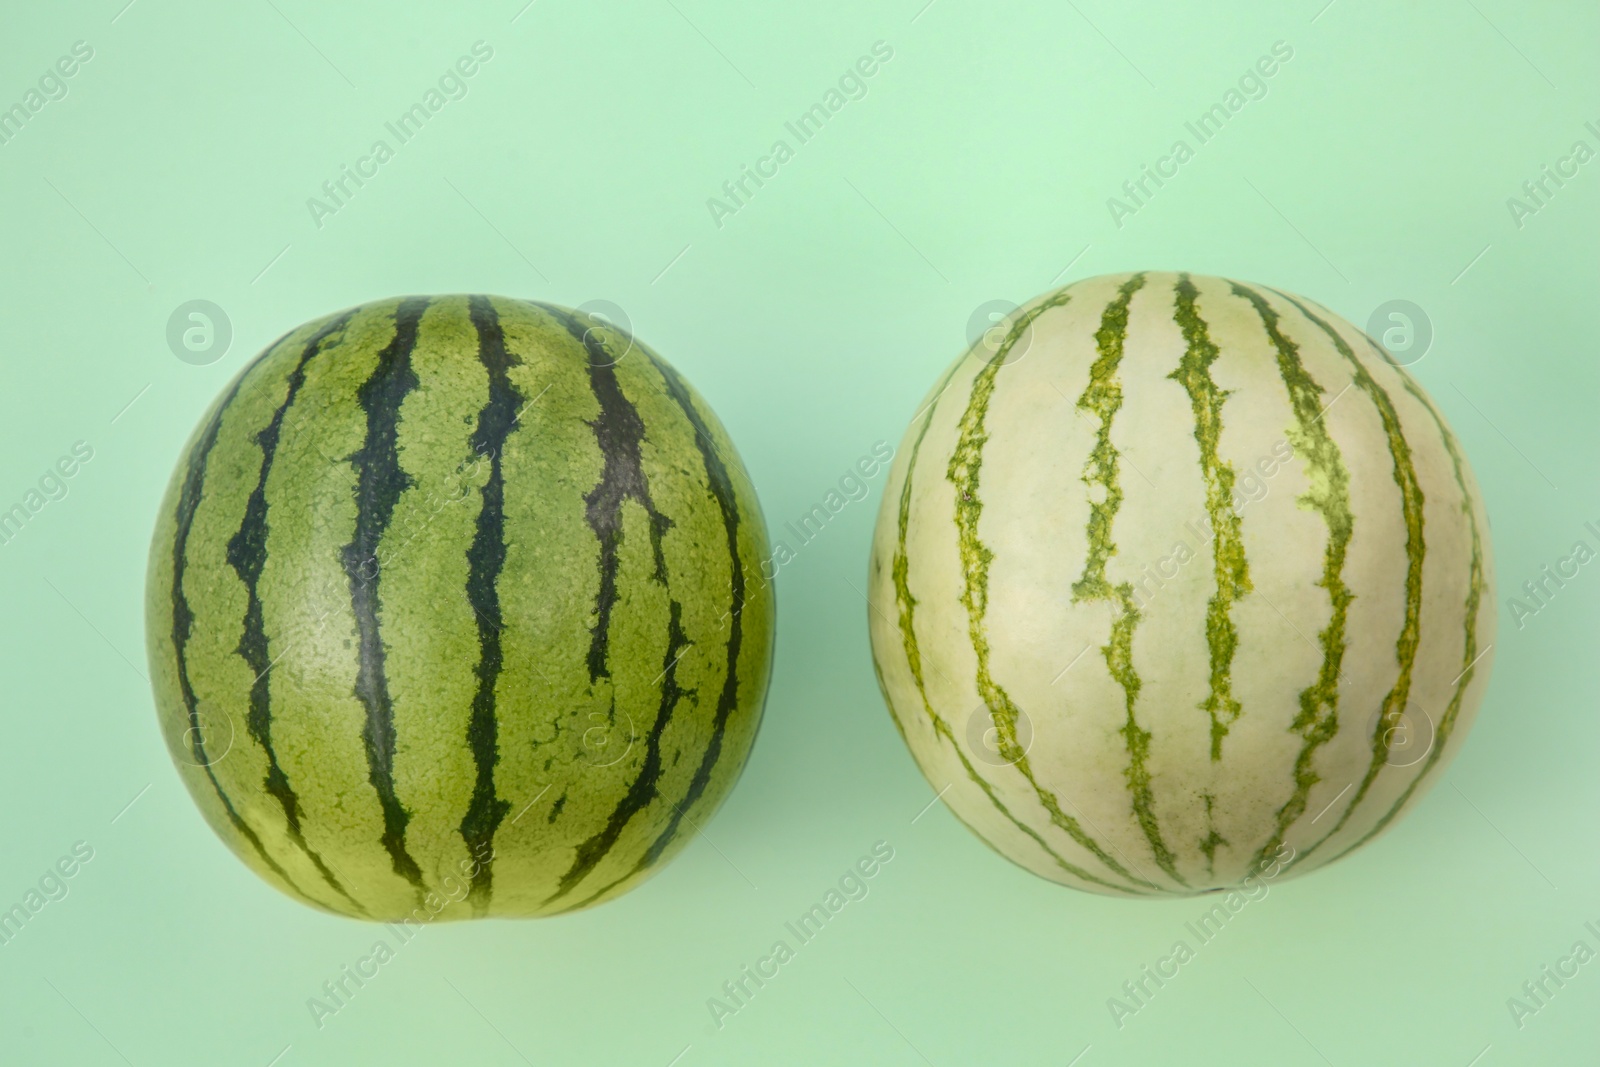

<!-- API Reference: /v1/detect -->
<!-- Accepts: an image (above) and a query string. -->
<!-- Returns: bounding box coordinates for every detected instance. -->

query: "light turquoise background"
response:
[1,1,1596,1064]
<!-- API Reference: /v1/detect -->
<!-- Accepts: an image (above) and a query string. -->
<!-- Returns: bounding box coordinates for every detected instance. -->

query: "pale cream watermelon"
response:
[867,272,1495,896]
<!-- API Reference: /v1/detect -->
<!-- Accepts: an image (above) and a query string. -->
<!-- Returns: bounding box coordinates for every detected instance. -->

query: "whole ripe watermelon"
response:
[867,272,1495,896]
[147,295,775,921]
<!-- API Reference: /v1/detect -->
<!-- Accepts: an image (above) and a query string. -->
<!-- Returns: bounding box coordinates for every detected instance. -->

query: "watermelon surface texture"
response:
[146,295,775,921]
[867,272,1495,896]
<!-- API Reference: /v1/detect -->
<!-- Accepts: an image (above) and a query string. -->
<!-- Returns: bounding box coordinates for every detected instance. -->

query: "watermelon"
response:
[146,295,775,921]
[867,272,1495,895]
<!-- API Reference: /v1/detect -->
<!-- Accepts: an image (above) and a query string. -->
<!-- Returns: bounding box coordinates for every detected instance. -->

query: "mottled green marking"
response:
[1229,283,1354,869]
[1272,291,1426,859]
[1328,338,1479,864]
[884,331,1145,895]
[1067,274,1188,887]
[946,287,1160,893]
[1170,276,1252,759]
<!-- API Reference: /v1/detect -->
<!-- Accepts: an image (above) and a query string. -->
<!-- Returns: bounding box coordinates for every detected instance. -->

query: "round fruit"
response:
[147,296,774,920]
[867,272,1495,896]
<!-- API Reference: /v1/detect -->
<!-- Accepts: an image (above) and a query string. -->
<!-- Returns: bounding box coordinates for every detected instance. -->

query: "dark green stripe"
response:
[602,349,753,894]
[947,288,1160,894]
[1327,339,1476,865]
[341,296,431,895]
[557,601,690,903]
[1272,291,1426,859]
[518,307,752,912]
[555,344,751,912]
[1170,275,1252,761]
[1227,283,1353,870]
[886,338,1145,896]
[578,324,672,684]
[458,296,523,914]
[169,337,327,913]
[1069,274,1188,887]
[538,308,685,906]
[226,311,367,915]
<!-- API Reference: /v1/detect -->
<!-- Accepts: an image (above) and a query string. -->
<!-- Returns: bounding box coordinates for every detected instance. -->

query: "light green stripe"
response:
[631,338,777,840]
[174,316,371,914]
[467,301,607,913]
[1068,273,1188,888]
[257,302,427,917]
[945,288,1161,894]
[1169,276,1252,761]
[1227,283,1354,870]
[1272,290,1427,860]
[1326,339,1483,864]
[370,297,493,916]
[151,320,347,912]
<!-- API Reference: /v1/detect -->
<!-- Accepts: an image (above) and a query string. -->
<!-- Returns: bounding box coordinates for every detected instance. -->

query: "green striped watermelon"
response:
[146,295,775,921]
[868,272,1495,896]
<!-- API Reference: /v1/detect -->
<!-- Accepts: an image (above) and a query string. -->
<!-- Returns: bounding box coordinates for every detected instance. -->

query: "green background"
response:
[1,0,1595,1063]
